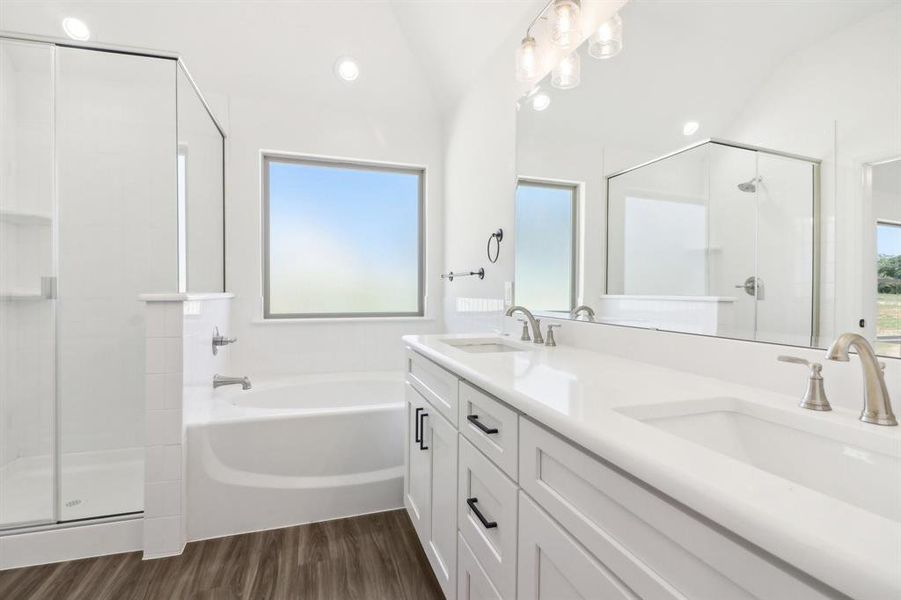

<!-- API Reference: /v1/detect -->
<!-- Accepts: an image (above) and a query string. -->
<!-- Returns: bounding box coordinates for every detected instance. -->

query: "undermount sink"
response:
[443,338,527,354]
[617,397,901,521]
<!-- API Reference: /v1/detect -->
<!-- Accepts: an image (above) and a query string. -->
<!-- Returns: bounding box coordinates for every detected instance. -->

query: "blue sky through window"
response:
[267,159,421,316]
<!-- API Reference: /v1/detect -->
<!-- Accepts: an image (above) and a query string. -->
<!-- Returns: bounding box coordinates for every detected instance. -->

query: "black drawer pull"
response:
[418,411,429,451]
[466,497,497,529]
[467,414,498,435]
[414,407,424,443]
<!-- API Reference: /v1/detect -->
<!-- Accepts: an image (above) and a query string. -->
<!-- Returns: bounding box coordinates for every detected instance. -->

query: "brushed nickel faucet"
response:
[569,304,596,321]
[213,374,252,390]
[825,333,896,426]
[505,306,543,344]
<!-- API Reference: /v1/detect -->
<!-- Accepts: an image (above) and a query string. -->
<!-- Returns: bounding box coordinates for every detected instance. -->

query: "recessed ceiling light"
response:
[683,121,700,136]
[334,57,360,82]
[532,93,551,111]
[62,17,90,41]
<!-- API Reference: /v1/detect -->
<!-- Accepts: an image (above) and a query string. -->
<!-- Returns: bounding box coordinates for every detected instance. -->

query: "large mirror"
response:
[515,0,901,357]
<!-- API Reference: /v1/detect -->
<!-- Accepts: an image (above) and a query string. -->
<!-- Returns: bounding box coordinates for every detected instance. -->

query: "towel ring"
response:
[487,229,503,263]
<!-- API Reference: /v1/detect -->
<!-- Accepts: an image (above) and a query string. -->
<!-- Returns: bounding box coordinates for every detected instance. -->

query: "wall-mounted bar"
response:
[441,268,485,282]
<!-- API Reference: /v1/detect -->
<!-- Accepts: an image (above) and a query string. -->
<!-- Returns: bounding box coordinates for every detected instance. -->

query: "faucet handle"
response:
[778,355,831,412]
[777,355,810,366]
[545,324,561,347]
[517,319,531,342]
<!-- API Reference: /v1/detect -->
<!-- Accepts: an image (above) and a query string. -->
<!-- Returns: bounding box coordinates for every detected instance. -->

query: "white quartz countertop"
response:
[402,333,901,600]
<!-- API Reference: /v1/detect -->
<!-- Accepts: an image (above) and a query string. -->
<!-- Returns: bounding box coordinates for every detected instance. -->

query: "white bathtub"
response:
[185,371,405,541]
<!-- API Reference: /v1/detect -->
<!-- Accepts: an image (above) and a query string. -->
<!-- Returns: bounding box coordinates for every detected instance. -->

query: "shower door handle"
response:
[41,276,57,300]
[735,276,764,299]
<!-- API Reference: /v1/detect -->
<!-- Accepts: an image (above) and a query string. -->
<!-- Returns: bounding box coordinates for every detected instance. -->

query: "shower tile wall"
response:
[143,301,184,558]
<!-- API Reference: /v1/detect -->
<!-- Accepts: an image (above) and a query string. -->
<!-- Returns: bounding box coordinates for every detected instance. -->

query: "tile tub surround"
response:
[402,333,901,600]
[141,293,233,559]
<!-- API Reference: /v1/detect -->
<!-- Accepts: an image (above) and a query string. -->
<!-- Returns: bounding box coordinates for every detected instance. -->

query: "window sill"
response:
[252,316,437,325]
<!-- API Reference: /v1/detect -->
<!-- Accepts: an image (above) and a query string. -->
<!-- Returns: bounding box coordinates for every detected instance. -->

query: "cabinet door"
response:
[404,383,431,545]
[424,404,458,599]
[518,492,639,600]
[459,533,503,600]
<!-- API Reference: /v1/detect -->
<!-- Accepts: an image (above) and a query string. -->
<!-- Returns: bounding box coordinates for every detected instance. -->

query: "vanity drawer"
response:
[458,532,503,600]
[519,418,834,600]
[458,436,518,600]
[459,382,518,481]
[406,350,458,426]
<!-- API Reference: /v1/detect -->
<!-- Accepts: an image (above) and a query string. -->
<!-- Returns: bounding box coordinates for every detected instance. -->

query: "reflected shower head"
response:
[737,176,762,193]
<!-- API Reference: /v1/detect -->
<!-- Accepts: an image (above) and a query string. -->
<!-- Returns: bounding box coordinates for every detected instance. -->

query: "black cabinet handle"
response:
[414,407,424,443]
[466,497,497,529]
[467,414,498,435]
[418,411,429,450]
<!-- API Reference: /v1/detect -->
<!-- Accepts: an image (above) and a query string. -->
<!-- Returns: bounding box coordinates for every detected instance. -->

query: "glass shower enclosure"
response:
[0,34,224,529]
[606,139,820,347]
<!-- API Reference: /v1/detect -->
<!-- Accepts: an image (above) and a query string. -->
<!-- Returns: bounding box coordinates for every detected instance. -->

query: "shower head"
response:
[737,176,762,193]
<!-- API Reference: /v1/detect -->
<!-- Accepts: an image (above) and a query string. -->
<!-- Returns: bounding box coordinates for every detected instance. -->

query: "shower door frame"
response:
[603,137,822,349]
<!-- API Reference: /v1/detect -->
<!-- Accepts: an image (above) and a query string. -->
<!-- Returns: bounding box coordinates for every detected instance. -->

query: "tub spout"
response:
[213,374,252,390]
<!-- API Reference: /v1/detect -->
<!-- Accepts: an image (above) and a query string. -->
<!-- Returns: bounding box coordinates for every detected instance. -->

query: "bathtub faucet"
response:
[213,374,252,390]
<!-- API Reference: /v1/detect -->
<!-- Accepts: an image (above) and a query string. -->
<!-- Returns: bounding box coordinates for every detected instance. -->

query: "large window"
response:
[263,155,424,318]
[514,179,577,312]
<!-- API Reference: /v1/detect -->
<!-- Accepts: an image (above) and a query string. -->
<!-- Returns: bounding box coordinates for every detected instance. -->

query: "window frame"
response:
[262,152,425,320]
[514,177,579,312]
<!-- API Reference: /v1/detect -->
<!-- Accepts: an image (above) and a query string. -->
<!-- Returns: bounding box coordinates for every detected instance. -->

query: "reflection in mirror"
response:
[871,159,901,357]
[514,0,901,357]
[514,179,577,313]
[606,140,818,347]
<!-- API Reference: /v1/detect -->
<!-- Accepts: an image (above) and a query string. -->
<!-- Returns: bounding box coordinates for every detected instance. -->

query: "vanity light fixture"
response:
[334,56,360,82]
[548,0,582,48]
[683,121,700,136]
[62,17,90,41]
[532,93,551,111]
[516,35,539,82]
[588,12,623,59]
[551,51,580,90]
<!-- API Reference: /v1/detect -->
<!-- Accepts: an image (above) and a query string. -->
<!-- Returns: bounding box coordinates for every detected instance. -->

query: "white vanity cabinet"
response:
[404,349,844,600]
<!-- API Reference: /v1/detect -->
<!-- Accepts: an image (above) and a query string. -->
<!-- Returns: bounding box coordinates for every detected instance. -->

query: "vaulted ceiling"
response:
[0,0,544,115]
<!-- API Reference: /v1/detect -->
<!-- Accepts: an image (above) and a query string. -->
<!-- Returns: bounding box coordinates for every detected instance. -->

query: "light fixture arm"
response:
[525,0,557,38]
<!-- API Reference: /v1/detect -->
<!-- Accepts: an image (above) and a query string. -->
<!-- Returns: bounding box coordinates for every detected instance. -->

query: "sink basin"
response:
[443,338,526,354]
[618,397,901,521]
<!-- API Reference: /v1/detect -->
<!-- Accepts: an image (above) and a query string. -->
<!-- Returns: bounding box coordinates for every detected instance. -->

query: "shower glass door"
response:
[0,39,57,529]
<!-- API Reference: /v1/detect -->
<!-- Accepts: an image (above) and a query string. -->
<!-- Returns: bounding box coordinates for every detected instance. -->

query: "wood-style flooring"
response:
[0,509,444,600]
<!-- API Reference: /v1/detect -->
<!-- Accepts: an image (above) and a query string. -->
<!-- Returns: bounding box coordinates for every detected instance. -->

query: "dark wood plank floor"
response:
[0,509,444,600]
